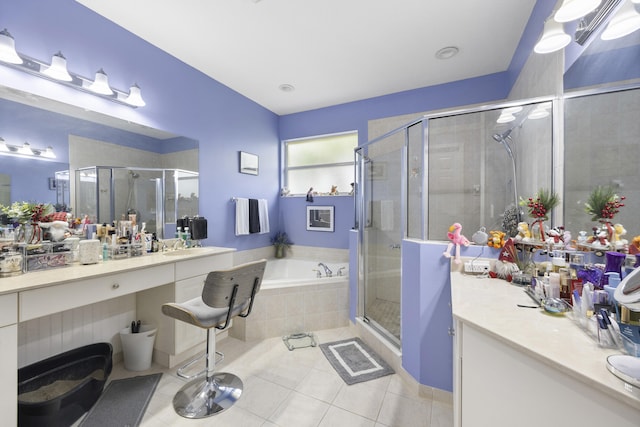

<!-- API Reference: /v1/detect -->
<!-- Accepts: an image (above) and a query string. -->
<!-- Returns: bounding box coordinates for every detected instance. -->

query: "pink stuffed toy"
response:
[443,222,470,264]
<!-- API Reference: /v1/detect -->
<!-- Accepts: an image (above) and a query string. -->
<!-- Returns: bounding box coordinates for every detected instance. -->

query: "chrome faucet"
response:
[318,262,332,277]
[172,238,185,251]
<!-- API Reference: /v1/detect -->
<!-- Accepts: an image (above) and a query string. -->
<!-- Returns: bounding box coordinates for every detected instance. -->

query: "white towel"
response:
[258,199,270,234]
[235,198,249,236]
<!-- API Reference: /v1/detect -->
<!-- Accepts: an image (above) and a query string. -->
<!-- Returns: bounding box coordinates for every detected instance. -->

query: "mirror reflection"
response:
[0,88,199,238]
[427,100,553,240]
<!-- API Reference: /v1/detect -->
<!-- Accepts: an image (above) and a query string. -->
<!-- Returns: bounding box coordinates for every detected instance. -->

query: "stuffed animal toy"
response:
[487,230,506,248]
[330,185,338,195]
[591,225,610,249]
[545,226,565,247]
[443,222,470,264]
[612,223,628,249]
[514,222,532,242]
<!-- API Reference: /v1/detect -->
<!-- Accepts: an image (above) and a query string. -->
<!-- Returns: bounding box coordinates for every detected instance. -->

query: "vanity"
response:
[0,247,234,425]
[451,270,640,427]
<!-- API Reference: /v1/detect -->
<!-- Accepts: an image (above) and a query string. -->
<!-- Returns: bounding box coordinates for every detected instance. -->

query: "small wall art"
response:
[239,151,259,175]
[307,205,334,232]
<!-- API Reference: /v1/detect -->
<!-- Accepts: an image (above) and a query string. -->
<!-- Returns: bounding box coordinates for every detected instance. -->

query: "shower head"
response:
[492,128,513,142]
[493,128,515,160]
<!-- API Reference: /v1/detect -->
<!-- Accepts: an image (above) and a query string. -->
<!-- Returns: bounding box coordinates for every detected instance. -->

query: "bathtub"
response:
[231,258,350,340]
[262,258,349,289]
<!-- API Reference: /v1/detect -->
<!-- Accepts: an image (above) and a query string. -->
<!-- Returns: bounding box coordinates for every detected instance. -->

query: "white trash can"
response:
[119,324,157,371]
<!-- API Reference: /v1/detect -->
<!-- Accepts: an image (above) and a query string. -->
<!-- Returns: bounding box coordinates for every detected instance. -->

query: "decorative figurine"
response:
[471,227,488,245]
[306,187,314,202]
[515,222,532,243]
[487,230,506,249]
[330,185,338,195]
[443,222,470,264]
[612,223,628,250]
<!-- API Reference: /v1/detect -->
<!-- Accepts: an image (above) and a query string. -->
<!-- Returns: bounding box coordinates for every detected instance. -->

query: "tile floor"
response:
[89,326,453,427]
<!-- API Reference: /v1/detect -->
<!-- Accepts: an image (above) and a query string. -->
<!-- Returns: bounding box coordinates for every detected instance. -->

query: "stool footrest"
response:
[177,351,224,379]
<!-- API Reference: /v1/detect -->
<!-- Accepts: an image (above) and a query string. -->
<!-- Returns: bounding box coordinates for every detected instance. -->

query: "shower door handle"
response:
[389,244,401,249]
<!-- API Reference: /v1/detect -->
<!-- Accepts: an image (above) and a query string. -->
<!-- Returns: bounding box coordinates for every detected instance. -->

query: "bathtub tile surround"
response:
[231,246,350,341]
[231,280,349,341]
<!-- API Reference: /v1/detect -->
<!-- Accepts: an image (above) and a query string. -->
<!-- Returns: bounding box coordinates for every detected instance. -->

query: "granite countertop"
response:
[450,270,640,409]
[0,246,235,295]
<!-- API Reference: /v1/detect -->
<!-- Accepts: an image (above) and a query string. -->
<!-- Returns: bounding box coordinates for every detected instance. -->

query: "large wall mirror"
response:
[427,99,553,240]
[0,85,199,238]
[562,26,640,242]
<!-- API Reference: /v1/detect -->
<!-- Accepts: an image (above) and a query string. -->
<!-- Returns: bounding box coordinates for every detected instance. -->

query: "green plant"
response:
[584,185,625,221]
[521,188,560,221]
[271,231,293,249]
[0,201,54,224]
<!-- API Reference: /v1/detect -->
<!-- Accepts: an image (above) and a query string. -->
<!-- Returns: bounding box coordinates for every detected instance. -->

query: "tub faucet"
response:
[318,262,332,277]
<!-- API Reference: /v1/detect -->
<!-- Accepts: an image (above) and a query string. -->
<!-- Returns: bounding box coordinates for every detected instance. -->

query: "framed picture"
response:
[239,151,259,175]
[307,205,334,232]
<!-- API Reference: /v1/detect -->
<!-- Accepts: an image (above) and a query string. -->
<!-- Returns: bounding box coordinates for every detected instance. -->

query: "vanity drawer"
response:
[0,293,17,327]
[19,264,174,321]
[175,253,233,281]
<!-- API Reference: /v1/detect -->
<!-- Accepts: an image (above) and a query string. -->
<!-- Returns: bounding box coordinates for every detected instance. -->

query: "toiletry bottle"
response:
[102,242,108,262]
[151,233,159,252]
[184,227,191,248]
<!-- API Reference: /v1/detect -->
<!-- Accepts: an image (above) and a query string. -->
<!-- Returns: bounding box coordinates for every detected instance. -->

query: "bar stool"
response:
[161,259,267,418]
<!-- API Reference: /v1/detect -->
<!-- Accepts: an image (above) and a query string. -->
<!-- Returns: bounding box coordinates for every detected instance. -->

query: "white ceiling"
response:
[77,0,538,115]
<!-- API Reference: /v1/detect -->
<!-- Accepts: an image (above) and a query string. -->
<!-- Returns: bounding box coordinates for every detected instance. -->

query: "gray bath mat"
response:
[320,337,394,385]
[80,373,162,426]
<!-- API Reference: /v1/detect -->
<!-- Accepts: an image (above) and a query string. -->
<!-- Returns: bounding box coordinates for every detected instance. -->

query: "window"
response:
[283,131,357,195]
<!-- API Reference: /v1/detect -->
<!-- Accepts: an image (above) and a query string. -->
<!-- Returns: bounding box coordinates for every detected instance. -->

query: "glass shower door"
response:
[360,133,404,347]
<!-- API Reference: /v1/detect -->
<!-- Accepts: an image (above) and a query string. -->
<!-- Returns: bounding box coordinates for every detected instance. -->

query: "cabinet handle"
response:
[112,283,120,289]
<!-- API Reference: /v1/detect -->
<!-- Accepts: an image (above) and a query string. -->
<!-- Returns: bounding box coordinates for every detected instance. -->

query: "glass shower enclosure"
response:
[355,99,553,349]
[355,120,426,347]
[75,166,199,239]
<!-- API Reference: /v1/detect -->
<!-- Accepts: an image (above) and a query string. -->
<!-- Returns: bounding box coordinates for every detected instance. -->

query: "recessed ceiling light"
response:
[279,84,295,92]
[435,46,459,60]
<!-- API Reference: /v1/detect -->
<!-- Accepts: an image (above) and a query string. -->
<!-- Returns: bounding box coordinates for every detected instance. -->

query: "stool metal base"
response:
[173,372,243,419]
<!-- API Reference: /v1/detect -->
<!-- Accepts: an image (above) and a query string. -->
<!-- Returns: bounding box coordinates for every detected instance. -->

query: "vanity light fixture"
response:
[535,0,632,53]
[41,51,72,82]
[0,29,22,64]
[497,113,516,124]
[600,0,640,40]
[0,28,145,107]
[87,68,113,95]
[527,105,550,120]
[554,0,601,22]
[0,138,56,160]
[534,18,571,53]
[17,142,34,156]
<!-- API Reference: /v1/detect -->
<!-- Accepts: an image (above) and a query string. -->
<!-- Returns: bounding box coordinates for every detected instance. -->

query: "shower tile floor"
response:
[76,326,453,427]
[367,299,401,341]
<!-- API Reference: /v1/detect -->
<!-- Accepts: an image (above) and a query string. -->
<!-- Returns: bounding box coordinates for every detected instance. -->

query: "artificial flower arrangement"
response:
[520,188,560,241]
[584,185,625,222]
[271,231,293,258]
[584,185,626,249]
[1,201,54,224]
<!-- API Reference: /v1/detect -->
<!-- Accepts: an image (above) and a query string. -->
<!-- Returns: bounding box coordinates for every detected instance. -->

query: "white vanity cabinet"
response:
[451,272,640,427]
[137,252,233,367]
[0,293,18,426]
